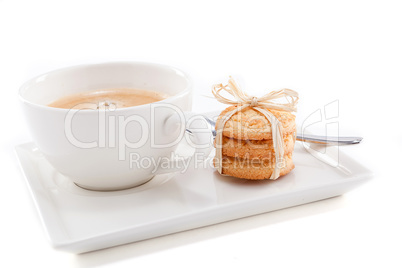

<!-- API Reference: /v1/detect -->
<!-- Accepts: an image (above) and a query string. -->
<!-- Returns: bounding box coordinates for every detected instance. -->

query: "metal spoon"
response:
[186,116,363,145]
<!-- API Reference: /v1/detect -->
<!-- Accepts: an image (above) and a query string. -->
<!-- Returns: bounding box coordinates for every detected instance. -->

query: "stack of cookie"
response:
[215,106,296,180]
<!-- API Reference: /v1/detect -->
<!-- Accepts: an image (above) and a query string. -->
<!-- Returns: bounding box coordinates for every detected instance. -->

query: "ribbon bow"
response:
[212,77,299,180]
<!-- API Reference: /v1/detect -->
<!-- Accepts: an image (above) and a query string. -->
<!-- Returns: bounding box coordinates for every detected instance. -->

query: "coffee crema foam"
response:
[48,88,169,109]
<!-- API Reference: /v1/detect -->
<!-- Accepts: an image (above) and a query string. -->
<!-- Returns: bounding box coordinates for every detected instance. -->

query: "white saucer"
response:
[15,132,372,253]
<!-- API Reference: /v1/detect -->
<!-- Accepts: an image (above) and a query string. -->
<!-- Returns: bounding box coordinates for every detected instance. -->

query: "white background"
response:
[1,0,401,267]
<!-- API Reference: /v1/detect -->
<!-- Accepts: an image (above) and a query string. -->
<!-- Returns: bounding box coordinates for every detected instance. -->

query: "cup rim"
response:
[18,61,193,112]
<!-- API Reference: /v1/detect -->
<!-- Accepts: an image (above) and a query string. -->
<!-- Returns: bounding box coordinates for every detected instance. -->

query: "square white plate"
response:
[15,122,372,254]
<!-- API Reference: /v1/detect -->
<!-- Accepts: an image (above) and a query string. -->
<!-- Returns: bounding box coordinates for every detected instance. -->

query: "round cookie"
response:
[216,106,296,140]
[215,153,294,180]
[219,133,295,159]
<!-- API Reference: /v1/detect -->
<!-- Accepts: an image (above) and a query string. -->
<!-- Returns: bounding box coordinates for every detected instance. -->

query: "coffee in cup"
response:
[48,88,169,110]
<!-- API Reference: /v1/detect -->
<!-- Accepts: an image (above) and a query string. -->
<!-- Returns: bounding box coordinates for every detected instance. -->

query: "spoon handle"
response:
[295,134,362,145]
[195,116,363,145]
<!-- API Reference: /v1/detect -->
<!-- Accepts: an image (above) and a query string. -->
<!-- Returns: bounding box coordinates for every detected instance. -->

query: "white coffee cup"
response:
[19,62,213,191]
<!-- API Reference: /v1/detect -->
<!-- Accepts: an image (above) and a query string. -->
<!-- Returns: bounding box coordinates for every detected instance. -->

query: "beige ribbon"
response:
[212,77,299,179]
